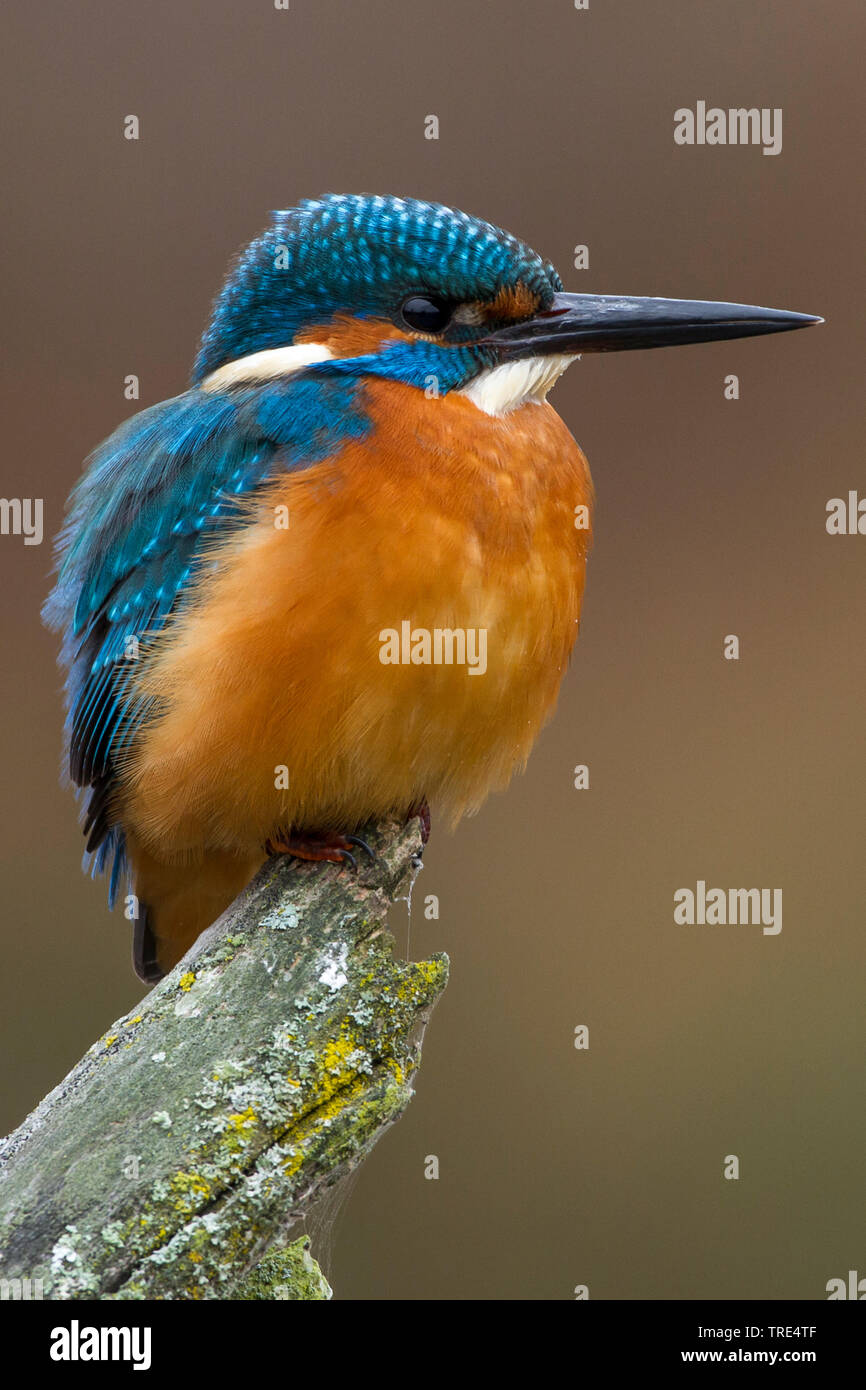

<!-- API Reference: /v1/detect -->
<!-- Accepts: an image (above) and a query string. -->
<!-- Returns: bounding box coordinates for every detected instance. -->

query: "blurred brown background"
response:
[1,0,863,1299]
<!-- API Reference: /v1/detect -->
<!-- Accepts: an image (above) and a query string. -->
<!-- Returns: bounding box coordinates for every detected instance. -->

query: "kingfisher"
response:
[44,194,820,983]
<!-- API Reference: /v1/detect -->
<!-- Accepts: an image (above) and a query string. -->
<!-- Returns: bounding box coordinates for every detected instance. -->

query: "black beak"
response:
[485,292,822,359]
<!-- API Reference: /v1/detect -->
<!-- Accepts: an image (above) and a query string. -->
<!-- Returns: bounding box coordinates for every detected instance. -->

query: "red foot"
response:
[406,798,431,845]
[265,830,375,871]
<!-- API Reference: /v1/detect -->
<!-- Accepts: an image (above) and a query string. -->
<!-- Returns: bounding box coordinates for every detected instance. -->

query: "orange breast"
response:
[117,378,593,861]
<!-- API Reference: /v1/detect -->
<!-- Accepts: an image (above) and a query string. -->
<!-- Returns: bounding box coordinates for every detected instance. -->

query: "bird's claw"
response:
[265,829,375,873]
[406,798,431,845]
[344,834,377,865]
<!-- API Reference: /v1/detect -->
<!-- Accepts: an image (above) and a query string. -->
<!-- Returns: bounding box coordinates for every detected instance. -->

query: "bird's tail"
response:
[127,838,263,982]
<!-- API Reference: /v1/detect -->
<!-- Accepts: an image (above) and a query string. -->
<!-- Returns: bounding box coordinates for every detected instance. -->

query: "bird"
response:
[43,194,820,983]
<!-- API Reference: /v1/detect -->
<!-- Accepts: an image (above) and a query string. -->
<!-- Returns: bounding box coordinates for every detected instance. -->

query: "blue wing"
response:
[43,370,371,903]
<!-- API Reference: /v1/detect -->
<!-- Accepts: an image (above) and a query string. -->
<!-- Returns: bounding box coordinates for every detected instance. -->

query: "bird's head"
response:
[194,194,820,414]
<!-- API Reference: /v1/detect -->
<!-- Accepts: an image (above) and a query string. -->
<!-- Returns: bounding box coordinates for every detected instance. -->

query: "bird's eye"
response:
[400,294,453,334]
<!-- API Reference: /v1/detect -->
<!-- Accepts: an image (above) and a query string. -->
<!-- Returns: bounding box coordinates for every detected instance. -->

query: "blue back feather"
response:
[44,370,372,896]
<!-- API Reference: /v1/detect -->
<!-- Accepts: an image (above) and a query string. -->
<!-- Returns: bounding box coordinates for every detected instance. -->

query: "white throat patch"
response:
[200,342,333,391]
[458,353,578,417]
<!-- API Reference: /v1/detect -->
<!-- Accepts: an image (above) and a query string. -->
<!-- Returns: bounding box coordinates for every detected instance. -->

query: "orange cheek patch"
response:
[479,282,543,322]
[296,313,413,357]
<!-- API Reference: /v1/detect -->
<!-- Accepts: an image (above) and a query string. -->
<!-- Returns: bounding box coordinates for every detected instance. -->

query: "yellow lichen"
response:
[170,1170,212,1214]
[385,1058,405,1086]
[227,1108,257,1133]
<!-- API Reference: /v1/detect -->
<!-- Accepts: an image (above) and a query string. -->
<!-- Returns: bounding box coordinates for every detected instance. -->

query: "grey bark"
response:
[0,818,447,1300]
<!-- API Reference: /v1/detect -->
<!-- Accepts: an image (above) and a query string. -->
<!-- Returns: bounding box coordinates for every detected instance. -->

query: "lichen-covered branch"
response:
[0,818,447,1300]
